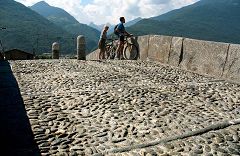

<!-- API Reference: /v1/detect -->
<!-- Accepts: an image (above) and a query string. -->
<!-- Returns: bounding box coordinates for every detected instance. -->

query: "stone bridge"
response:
[88,35,240,83]
[0,59,240,156]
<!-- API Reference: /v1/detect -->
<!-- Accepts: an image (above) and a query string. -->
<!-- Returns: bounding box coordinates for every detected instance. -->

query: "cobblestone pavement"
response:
[11,60,240,156]
[0,61,40,155]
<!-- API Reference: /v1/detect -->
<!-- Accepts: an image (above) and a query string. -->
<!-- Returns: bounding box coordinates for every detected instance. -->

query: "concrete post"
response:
[52,42,60,59]
[77,35,86,60]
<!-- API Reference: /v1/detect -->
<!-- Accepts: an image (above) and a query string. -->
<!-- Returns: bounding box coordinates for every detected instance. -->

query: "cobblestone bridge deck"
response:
[1,60,240,155]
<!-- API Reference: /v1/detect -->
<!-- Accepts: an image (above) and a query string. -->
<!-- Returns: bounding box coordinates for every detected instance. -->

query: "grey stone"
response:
[148,35,172,63]
[112,138,126,143]
[70,145,85,151]
[222,44,240,82]
[52,42,60,59]
[51,138,63,146]
[137,35,150,61]
[77,35,86,60]
[168,37,183,67]
[85,148,93,155]
[180,38,229,77]
[7,59,240,156]
[204,145,211,152]
[92,153,103,156]
[232,135,239,142]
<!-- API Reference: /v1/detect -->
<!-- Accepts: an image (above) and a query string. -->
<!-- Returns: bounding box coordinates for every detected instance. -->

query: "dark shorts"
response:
[119,35,124,42]
[98,39,106,50]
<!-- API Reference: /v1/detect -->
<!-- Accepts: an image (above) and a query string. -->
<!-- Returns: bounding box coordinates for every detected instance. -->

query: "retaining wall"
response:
[86,35,240,82]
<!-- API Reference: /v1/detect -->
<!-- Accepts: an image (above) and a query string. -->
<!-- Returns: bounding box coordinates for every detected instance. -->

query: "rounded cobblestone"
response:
[11,60,240,155]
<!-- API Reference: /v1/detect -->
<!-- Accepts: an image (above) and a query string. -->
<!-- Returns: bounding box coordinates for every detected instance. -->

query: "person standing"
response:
[115,17,132,60]
[98,25,109,60]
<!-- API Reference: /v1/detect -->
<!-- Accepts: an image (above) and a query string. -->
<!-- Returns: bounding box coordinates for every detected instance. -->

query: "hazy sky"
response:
[15,0,199,25]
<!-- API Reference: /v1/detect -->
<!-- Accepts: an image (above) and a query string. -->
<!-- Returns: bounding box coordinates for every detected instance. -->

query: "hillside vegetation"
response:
[30,1,100,52]
[0,0,76,55]
[128,0,240,44]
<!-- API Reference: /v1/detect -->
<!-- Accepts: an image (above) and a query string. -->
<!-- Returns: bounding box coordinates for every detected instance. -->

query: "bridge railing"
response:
[86,35,240,83]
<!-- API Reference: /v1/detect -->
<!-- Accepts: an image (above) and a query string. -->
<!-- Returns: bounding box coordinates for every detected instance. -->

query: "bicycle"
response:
[105,38,118,59]
[105,35,139,60]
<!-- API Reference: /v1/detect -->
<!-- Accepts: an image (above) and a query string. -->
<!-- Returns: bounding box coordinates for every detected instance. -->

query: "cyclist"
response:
[98,25,109,60]
[115,17,132,60]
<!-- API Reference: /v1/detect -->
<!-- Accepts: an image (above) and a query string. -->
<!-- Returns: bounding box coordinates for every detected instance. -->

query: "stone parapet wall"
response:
[223,44,240,81]
[148,35,172,63]
[86,35,240,82]
[86,49,99,60]
[180,38,229,78]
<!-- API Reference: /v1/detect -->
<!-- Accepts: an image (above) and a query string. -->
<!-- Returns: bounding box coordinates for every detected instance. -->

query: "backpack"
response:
[114,24,119,36]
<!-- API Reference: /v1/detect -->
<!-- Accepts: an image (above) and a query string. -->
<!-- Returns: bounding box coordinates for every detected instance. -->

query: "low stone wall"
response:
[86,49,99,60]
[222,44,240,81]
[148,35,172,64]
[136,35,150,61]
[180,38,229,78]
[167,37,183,67]
[86,35,240,82]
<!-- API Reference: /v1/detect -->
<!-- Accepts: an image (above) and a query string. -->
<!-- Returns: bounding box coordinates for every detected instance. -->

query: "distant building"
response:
[3,49,34,60]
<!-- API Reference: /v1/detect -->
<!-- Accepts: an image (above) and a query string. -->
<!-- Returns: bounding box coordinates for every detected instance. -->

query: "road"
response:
[4,60,240,155]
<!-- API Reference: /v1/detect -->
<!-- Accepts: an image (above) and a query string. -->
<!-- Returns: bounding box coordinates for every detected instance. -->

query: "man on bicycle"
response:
[115,17,132,60]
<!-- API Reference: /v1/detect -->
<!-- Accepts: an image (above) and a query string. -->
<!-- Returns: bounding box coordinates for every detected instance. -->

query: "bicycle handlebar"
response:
[106,34,136,43]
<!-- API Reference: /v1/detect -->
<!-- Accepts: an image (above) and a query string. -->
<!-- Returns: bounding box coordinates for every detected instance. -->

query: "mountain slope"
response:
[30,1,79,26]
[30,1,100,52]
[128,0,240,44]
[125,17,142,27]
[88,22,111,32]
[0,0,75,55]
[88,17,143,34]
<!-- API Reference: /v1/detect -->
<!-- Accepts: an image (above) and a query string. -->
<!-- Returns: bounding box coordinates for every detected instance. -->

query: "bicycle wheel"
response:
[123,43,138,60]
[105,45,115,59]
[105,44,111,59]
[109,47,116,59]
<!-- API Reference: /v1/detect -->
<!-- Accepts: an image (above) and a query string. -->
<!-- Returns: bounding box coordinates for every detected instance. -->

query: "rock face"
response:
[137,35,150,61]
[148,35,172,63]
[180,38,229,77]
[168,37,183,67]
[223,44,240,81]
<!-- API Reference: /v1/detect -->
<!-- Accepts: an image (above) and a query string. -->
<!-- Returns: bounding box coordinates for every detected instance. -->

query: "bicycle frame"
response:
[105,36,138,60]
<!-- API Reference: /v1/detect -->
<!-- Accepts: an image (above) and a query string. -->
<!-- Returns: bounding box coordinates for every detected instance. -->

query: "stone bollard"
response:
[52,42,60,59]
[77,35,86,60]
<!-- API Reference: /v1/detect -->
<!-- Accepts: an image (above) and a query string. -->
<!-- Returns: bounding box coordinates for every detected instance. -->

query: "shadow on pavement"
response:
[0,61,40,156]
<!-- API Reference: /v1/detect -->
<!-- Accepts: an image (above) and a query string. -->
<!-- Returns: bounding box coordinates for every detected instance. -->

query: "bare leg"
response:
[116,44,120,59]
[116,41,124,59]
[102,48,105,59]
[119,43,124,59]
[99,49,103,60]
